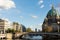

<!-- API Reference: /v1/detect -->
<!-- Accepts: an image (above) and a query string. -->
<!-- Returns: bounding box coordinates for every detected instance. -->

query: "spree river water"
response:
[0,36,60,40]
[0,36,42,40]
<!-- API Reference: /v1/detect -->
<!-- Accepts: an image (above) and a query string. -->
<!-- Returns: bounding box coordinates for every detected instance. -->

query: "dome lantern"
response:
[52,4,54,10]
[47,5,58,17]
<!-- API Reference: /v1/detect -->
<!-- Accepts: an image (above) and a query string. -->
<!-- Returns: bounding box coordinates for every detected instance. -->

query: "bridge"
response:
[0,32,60,39]
[28,32,60,36]
[14,32,60,38]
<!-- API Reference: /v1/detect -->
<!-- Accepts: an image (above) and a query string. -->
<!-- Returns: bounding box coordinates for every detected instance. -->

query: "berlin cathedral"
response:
[42,5,60,32]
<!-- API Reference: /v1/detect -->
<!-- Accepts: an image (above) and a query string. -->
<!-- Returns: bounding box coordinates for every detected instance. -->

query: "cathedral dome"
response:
[47,5,57,17]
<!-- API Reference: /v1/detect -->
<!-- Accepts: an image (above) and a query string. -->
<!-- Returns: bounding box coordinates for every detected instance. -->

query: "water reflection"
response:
[0,36,60,40]
[42,39,60,40]
[0,39,60,40]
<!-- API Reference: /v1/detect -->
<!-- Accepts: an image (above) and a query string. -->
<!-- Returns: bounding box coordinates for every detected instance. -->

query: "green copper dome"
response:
[47,6,57,16]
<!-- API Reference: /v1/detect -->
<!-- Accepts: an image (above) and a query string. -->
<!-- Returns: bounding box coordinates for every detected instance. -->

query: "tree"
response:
[26,28,33,32]
[6,28,12,33]
[6,28,15,33]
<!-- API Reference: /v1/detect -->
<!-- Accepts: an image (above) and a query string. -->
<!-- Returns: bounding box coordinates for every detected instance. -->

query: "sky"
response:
[0,0,60,31]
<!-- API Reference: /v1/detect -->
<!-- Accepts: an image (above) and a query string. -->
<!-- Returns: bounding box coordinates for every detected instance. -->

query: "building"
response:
[35,28,37,32]
[0,19,10,34]
[12,22,22,32]
[21,24,26,32]
[42,5,60,32]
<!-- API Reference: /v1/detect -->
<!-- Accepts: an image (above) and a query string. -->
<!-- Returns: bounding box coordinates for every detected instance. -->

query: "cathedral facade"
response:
[42,6,60,32]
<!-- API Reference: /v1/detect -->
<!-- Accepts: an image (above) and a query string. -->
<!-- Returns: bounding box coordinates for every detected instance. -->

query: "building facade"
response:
[42,5,60,32]
[21,24,26,32]
[12,22,22,32]
[0,19,26,33]
[0,19,10,34]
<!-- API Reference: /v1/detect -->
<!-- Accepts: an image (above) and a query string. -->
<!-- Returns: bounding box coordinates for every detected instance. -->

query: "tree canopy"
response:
[26,28,33,32]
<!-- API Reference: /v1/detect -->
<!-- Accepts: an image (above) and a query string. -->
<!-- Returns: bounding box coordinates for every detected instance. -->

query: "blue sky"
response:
[0,0,60,30]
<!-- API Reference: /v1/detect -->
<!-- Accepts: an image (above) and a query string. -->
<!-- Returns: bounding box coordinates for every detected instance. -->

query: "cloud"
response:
[40,5,44,8]
[38,0,44,8]
[2,17,9,21]
[0,0,16,10]
[20,16,23,18]
[38,23,42,26]
[31,15,38,19]
[38,0,43,5]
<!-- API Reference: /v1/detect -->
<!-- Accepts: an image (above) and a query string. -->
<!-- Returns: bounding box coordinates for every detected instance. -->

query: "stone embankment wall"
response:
[6,33,12,39]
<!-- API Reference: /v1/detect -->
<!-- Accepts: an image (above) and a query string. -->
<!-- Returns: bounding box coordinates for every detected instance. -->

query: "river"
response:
[0,36,60,40]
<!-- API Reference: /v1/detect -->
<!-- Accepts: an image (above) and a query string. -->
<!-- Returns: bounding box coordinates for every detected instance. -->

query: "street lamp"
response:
[57,21,60,32]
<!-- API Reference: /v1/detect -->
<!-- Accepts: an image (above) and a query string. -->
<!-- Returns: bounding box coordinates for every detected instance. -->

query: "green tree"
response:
[6,28,15,33]
[26,28,33,32]
[6,28,11,33]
